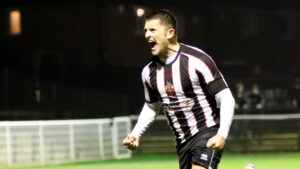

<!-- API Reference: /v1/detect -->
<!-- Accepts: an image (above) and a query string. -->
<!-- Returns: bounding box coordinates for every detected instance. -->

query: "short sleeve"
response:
[193,52,228,96]
[142,66,159,103]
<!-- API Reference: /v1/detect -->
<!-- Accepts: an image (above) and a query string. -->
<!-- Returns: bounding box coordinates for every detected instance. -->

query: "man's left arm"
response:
[207,88,235,150]
[192,51,235,150]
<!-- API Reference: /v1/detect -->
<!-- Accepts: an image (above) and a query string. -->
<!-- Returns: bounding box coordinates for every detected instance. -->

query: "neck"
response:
[159,41,180,59]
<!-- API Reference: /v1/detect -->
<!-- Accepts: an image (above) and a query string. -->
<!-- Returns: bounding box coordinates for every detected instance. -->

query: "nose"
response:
[145,30,150,39]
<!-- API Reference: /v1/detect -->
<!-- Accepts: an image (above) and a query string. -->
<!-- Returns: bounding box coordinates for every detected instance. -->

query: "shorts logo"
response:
[200,153,208,161]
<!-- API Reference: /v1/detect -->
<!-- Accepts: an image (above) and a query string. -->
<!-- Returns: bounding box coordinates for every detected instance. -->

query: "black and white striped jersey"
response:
[141,43,228,144]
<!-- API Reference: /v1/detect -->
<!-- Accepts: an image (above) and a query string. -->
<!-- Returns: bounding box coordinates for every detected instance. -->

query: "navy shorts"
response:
[176,127,223,169]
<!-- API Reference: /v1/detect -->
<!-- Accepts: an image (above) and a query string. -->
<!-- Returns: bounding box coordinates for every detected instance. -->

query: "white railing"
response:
[130,113,300,121]
[0,117,131,167]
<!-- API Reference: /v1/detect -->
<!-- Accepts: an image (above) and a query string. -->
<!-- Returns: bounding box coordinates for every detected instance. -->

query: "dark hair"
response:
[146,9,177,33]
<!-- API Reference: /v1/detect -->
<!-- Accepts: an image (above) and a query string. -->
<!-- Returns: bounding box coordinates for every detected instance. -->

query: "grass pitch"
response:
[2,152,300,169]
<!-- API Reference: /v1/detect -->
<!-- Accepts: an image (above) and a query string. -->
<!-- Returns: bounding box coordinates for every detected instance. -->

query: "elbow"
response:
[231,95,235,106]
[230,95,235,108]
[216,88,235,109]
[230,95,235,115]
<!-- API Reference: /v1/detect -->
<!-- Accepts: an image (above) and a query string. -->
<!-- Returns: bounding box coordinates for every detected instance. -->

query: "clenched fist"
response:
[123,134,139,151]
[206,134,226,150]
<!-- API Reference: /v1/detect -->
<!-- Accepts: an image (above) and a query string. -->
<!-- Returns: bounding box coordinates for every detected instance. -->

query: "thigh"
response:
[191,147,222,169]
[177,143,192,169]
[190,130,222,169]
[191,163,207,169]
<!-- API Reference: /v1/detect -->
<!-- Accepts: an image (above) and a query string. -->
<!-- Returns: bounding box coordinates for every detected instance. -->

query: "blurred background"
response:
[0,0,299,120]
[0,0,300,162]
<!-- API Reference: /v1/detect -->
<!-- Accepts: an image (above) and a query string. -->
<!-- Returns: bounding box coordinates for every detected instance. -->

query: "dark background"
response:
[0,0,299,120]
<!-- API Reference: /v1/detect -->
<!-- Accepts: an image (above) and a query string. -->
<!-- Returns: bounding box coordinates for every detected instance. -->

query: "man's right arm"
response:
[123,101,161,150]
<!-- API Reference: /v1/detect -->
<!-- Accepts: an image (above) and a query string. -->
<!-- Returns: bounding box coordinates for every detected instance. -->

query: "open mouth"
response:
[149,41,157,50]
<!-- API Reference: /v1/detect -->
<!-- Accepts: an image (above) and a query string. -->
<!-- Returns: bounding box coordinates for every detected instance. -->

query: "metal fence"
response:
[130,113,300,153]
[0,117,131,167]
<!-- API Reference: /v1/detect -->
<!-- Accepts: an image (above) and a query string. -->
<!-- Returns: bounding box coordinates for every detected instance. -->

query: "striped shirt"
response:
[141,43,228,144]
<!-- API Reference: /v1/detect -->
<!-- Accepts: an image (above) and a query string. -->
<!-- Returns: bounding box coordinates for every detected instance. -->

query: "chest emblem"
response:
[165,81,175,96]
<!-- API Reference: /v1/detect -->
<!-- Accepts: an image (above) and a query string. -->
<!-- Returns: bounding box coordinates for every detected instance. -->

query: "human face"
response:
[144,19,170,57]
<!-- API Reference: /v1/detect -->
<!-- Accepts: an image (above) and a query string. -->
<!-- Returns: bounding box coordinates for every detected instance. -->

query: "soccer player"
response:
[123,9,235,169]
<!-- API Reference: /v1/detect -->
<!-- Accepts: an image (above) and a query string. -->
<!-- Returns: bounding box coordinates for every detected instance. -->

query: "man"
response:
[123,9,235,169]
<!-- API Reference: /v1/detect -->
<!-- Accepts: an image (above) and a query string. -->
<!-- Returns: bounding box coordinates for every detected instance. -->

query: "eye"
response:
[150,28,155,32]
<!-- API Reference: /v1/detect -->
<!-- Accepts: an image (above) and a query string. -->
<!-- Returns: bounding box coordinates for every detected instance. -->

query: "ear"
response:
[167,28,175,40]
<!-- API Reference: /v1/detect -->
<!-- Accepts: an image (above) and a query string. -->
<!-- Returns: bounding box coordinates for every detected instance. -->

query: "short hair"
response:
[146,9,177,33]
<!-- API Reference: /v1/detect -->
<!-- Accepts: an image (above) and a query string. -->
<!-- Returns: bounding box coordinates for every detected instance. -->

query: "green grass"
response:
[1,152,300,169]
[219,152,300,169]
